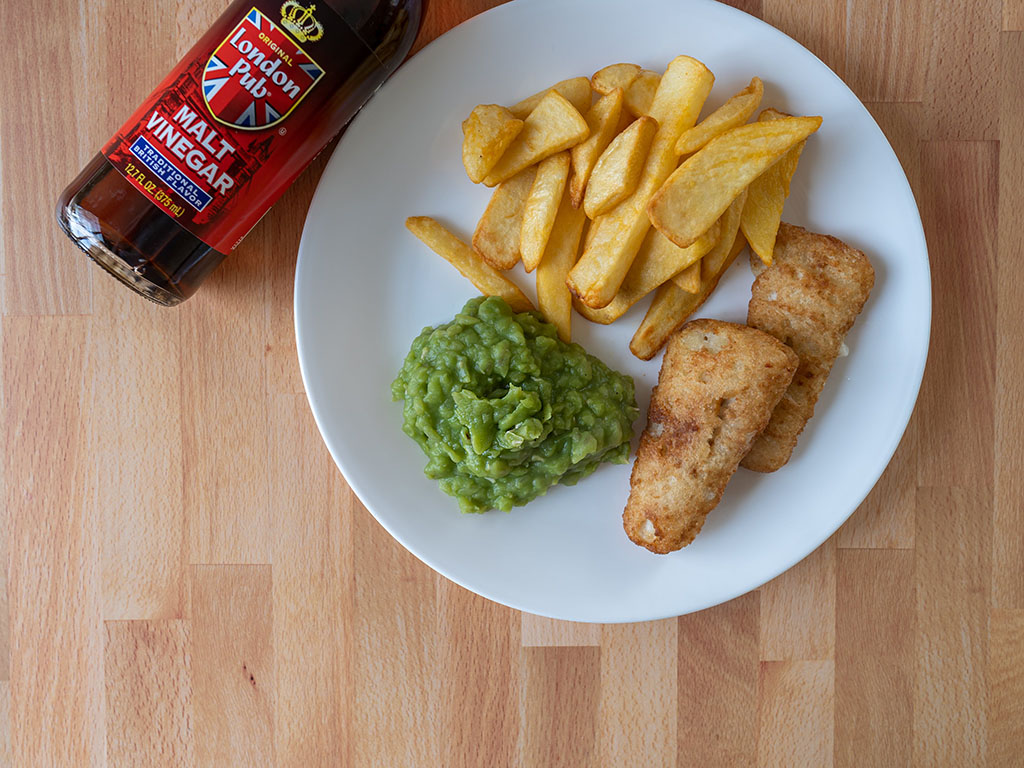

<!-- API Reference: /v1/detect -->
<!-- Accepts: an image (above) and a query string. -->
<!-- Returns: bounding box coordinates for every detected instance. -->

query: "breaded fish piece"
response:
[624,319,798,553]
[742,223,874,473]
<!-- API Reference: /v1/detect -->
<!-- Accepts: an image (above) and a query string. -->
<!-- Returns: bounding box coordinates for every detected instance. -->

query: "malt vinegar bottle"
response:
[57,0,422,305]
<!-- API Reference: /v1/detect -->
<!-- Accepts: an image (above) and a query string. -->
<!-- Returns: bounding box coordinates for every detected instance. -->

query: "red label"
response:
[101,3,359,253]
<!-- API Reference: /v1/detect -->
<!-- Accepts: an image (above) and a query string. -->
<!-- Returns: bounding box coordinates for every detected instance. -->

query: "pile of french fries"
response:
[406,55,822,358]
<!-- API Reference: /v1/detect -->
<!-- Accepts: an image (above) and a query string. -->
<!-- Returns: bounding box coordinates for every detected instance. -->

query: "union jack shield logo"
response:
[202,7,324,130]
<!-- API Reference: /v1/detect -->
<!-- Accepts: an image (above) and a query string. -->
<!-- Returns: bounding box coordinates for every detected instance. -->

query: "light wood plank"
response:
[677,593,759,767]
[90,283,184,619]
[3,317,105,766]
[105,620,195,768]
[353,502,439,768]
[758,661,834,768]
[866,102,924,196]
[521,615,601,647]
[994,32,1024,609]
[181,282,273,564]
[597,620,676,768]
[763,0,846,76]
[439,582,520,768]
[190,565,275,768]
[520,647,600,768]
[0,681,10,768]
[722,0,763,17]
[916,141,998,488]
[760,538,835,661]
[914,487,990,766]
[924,0,1000,140]
[845,0,928,100]
[1007,0,1024,29]
[835,549,913,767]
[268,396,350,767]
[1,2,93,314]
[988,609,1024,765]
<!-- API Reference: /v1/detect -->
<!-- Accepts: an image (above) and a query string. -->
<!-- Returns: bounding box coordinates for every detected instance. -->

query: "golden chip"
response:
[536,187,587,341]
[629,233,748,360]
[675,77,763,155]
[521,153,571,272]
[739,108,807,265]
[648,115,822,248]
[591,63,642,96]
[461,104,524,184]
[569,88,625,208]
[406,217,534,313]
[583,115,658,219]
[509,76,592,119]
[483,91,590,186]
[472,167,536,270]
[567,55,715,308]
[624,69,661,117]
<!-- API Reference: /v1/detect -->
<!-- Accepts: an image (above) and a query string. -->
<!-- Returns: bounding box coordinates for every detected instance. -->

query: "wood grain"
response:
[835,549,913,767]
[914,487,991,766]
[438,582,520,768]
[1,2,93,314]
[267,396,350,767]
[677,593,759,767]
[758,661,834,767]
[923,0,1001,140]
[3,0,1021,764]
[4,318,105,767]
[190,565,275,768]
[845,0,928,100]
[104,620,195,767]
[597,620,677,767]
[520,647,600,768]
[987,609,1024,765]
[759,538,835,661]
[916,140,998,488]
[994,32,1024,610]
[763,0,846,76]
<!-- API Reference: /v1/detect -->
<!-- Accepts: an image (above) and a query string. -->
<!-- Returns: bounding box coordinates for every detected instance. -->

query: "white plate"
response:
[295,0,930,623]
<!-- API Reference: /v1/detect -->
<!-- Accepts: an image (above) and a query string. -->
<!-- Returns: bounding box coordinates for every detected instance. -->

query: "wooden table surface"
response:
[2,0,1022,765]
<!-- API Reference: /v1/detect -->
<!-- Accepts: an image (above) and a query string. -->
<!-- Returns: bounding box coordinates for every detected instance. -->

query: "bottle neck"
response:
[322,0,423,71]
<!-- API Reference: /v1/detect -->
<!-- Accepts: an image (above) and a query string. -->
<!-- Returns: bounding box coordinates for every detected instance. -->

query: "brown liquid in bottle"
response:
[57,0,422,306]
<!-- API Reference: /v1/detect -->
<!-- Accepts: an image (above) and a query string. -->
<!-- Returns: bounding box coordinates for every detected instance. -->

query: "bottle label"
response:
[102,2,360,253]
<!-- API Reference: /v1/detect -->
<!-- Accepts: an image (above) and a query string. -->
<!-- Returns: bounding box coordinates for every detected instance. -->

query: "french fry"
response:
[536,187,587,341]
[521,153,571,272]
[675,77,763,155]
[648,115,822,248]
[472,167,536,270]
[624,69,661,117]
[406,217,533,313]
[583,116,658,219]
[674,261,701,293]
[674,188,747,291]
[574,222,719,325]
[567,55,715,309]
[509,76,592,119]
[591,63,642,96]
[483,91,590,186]
[461,105,524,184]
[740,109,807,265]
[569,88,625,208]
[629,233,748,360]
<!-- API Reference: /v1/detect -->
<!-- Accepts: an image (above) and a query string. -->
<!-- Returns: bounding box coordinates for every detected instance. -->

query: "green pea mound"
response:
[392,296,639,513]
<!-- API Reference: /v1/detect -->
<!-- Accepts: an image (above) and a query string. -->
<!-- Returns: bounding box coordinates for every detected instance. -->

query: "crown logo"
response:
[280,1,324,43]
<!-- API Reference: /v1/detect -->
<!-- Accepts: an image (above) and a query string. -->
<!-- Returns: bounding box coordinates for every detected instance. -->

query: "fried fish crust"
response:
[624,319,798,553]
[742,223,874,473]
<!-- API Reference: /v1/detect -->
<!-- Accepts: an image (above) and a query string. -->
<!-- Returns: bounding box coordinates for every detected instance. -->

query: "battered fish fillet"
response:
[624,319,798,553]
[741,223,874,473]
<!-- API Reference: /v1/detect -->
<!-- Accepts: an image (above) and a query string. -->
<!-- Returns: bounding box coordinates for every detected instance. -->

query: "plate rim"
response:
[293,0,932,623]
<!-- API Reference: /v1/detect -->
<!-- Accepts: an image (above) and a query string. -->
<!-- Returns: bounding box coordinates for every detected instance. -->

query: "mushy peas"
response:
[392,296,638,512]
